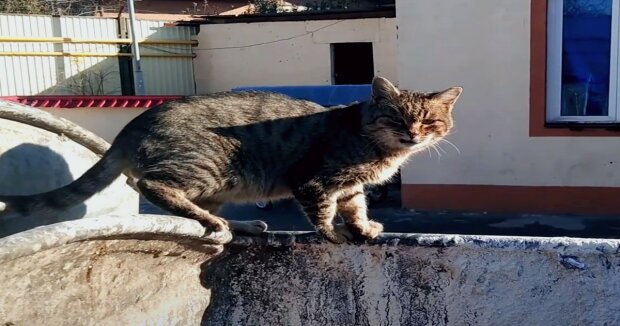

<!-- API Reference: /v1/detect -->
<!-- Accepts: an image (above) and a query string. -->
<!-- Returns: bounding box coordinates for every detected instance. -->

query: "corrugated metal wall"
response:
[132,20,195,95]
[0,15,57,95]
[0,14,196,96]
[59,16,121,96]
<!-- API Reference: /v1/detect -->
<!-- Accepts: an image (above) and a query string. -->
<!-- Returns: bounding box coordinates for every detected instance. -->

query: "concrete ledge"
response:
[234,231,620,252]
[0,214,209,263]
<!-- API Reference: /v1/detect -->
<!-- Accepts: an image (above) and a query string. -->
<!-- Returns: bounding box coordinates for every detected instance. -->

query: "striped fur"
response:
[0,77,462,243]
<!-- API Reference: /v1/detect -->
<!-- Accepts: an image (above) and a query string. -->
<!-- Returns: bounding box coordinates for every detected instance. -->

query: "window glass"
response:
[561,0,612,116]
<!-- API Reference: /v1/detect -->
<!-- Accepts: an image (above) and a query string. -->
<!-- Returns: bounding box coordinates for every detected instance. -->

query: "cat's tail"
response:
[0,147,129,218]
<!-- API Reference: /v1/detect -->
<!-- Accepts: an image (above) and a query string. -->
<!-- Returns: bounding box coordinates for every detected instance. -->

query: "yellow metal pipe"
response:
[0,51,195,58]
[0,36,198,46]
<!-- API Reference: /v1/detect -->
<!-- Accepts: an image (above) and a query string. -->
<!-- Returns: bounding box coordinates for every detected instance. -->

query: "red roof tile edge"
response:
[0,96,183,108]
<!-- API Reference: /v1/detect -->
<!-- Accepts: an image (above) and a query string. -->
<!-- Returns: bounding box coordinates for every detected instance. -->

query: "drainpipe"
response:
[127,0,146,95]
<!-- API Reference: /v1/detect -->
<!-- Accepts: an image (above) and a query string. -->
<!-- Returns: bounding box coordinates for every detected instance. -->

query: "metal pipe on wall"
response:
[127,0,145,95]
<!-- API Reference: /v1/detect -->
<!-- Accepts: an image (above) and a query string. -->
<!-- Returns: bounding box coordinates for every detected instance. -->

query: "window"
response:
[331,42,374,85]
[547,0,620,123]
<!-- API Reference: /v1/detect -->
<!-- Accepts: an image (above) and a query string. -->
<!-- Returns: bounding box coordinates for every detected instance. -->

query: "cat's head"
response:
[364,76,462,153]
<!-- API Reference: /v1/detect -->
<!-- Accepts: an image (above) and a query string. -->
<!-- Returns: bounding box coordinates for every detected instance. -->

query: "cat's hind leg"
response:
[194,199,268,235]
[136,178,232,244]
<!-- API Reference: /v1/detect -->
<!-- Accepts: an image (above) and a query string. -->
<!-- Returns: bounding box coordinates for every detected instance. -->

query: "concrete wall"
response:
[43,108,147,143]
[396,0,620,187]
[194,18,397,93]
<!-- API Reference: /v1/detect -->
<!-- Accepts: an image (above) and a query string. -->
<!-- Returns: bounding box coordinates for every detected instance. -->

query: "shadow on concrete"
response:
[141,182,620,240]
[199,247,236,325]
[0,144,87,237]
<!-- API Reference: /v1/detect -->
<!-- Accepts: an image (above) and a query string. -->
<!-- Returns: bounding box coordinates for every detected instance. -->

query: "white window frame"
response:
[546,0,620,123]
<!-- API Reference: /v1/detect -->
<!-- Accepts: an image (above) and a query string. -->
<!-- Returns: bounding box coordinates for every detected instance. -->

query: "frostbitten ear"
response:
[371,76,400,103]
[432,87,463,110]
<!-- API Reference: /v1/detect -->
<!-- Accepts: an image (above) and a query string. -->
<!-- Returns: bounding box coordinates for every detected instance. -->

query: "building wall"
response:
[194,18,397,93]
[396,0,620,214]
[44,108,147,143]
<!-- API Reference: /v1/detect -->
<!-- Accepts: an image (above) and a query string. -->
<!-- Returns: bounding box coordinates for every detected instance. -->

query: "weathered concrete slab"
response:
[0,215,222,325]
[204,233,620,325]
[1,215,619,326]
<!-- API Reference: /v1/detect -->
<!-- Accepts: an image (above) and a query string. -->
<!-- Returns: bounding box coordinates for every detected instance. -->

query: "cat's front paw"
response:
[228,220,269,235]
[350,220,384,240]
[202,229,233,244]
[317,224,353,244]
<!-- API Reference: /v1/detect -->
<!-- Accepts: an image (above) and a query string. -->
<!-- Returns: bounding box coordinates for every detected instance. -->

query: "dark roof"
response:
[182,6,395,25]
[134,0,248,16]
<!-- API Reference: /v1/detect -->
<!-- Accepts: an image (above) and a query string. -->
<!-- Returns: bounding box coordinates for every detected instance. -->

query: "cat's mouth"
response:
[399,136,435,148]
[399,139,416,145]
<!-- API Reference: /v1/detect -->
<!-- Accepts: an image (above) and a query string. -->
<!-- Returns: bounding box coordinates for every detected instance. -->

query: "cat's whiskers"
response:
[361,131,386,153]
[438,144,448,156]
[429,143,442,159]
[434,141,447,154]
[439,138,461,154]
[426,147,433,158]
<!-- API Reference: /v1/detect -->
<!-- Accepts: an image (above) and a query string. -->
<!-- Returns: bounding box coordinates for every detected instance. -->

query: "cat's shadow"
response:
[0,143,88,237]
[207,104,379,179]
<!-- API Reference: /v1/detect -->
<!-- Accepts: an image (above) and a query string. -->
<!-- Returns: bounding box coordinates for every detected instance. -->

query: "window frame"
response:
[546,0,620,124]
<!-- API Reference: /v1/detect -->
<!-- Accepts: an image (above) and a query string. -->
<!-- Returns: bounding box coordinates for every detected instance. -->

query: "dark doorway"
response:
[331,42,374,85]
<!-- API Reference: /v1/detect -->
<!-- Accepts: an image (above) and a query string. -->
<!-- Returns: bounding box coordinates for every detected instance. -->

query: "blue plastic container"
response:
[231,85,372,106]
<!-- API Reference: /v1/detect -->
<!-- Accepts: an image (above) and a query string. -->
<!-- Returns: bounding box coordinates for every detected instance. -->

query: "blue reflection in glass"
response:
[561,0,612,116]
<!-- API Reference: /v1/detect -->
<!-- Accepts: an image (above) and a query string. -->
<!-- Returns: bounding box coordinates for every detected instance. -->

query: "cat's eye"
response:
[421,119,437,125]
[377,117,405,127]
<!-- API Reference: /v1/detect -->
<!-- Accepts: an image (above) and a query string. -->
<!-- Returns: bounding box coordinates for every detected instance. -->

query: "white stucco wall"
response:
[397,0,620,187]
[43,108,147,143]
[194,18,397,93]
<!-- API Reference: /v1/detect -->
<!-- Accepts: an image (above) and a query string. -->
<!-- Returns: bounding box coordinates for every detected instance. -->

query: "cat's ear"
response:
[432,87,463,110]
[372,76,400,103]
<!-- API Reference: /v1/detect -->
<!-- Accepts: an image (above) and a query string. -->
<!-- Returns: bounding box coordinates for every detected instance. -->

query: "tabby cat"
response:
[0,77,462,244]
